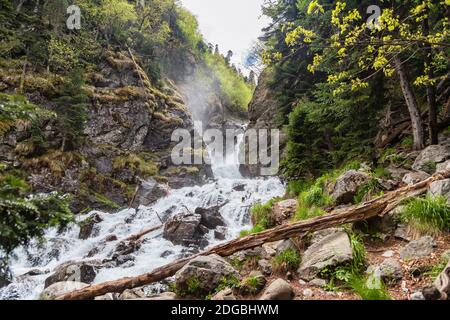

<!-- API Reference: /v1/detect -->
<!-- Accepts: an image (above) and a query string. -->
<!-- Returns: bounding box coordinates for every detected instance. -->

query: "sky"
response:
[180,0,270,74]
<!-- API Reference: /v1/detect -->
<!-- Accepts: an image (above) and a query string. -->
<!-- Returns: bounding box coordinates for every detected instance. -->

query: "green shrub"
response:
[293,206,326,221]
[400,196,450,235]
[299,185,333,207]
[273,248,301,271]
[239,225,265,237]
[348,274,391,300]
[353,179,384,204]
[286,180,312,197]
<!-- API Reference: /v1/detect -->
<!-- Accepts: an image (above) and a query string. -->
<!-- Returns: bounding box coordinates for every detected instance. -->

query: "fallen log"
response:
[56,170,450,300]
[122,224,162,242]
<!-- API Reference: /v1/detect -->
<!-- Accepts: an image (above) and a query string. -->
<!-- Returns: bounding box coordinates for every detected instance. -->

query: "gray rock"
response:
[94,293,120,300]
[412,145,450,173]
[298,231,353,281]
[368,259,403,283]
[386,166,411,182]
[422,285,442,300]
[272,199,297,225]
[402,171,430,185]
[0,262,11,289]
[139,292,178,300]
[239,271,266,295]
[400,236,437,261]
[310,228,344,244]
[163,211,207,247]
[394,224,412,241]
[259,279,294,300]
[258,259,272,276]
[309,278,327,288]
[133,178,169,207]
[44,261,97,288]
[428,179,450,203]
[410,291,425,300]
[174,254,239,296]
[263,239,296,257]
[119,288,147,300]
[437,160,450,172]
[40,281,89,300]
[330,170,370,204]
[78,213,103,240]
[195,206,226,229]
[302,288,314,298]
[211,288,236,300]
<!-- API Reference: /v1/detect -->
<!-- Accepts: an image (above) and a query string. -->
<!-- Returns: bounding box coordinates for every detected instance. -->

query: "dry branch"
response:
[55,170,450,300]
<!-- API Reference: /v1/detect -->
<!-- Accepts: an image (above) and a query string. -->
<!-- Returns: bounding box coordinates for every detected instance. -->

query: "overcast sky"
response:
[180,0,270,73]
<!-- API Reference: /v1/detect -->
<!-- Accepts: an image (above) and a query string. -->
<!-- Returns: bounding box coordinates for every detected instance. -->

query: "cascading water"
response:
[0,112,284,301]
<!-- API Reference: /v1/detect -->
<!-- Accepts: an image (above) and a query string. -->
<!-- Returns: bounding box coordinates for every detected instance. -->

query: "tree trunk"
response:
[55,170,450,300]
[424,14,439,145]
[394,57,425,150]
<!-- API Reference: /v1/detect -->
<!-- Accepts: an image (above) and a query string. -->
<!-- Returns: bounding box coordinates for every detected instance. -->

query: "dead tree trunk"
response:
[55,170,450,300]
[394,57,425,150]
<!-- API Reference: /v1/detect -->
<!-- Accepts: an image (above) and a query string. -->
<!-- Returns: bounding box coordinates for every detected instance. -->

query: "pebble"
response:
[382,250,395,258]
[302,289,314,298]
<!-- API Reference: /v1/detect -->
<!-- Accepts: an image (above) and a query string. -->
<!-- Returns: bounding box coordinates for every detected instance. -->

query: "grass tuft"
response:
[272,248,301,272]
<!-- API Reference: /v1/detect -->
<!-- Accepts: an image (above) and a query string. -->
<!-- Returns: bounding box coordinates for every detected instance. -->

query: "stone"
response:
[94,293,119,300]
[163,211,207,247]
[133,178,169,207]
[437,160,450,172]
[119,288,146,300]
[174,254,239,296]
[400,236,437,261]
[0,262,11,289]
[195,206,226,229]
[298,231,353,281]
[258,259,272,276]
[263,239,296,257]
[239,271,266,295]
[382,250,395,258]
[309,278,327,288]
[422,285,442,300]
[40,281,89,300]
[302,288,314,298]
[141,292,178,300]
[428,179,450,203]
[78,213,103,240]
[394,224,412,241]
[402,171,430,185]
[370,259,403,282]
[386,166,411,182]
[330,170,370,204]
[105,234,118,242]
[211,288,236,300]
[272,199,297,225]
[44,261,97,288]
[410,291,425,300]
[259,279,294,300]
[412,145,450,173]
[309,228,344,244]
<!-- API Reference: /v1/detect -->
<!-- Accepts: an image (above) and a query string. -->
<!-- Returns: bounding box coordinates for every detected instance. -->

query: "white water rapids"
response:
[0,123,284,300]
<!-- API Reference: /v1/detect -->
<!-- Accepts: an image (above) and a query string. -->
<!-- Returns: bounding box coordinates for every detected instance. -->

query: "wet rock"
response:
[195,206,226,229]
[0,262,12,289]
[40,281,89,300]
[412,145,450,174]
[174,254,239,297]
[428,179,450,204]
[115,254,135,266]
[214,229,226,240]
[272,199,297,225]
[259,279,294,300]
[113,240,142,258]
[133,178,169,207]
[298,231,353,281]
[163,212,208,247]
[330,170,370,204]
[105,234,118,242]
[44,261,97,288]
[211,288,236,300]
[79,213,103,240]
[232,184,245,192]
[402,171,430,185]
[400,236,436,261]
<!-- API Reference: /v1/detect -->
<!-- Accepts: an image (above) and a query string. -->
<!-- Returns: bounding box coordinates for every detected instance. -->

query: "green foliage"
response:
[239,224,265,237]
[113,153,158,178]
[250,198,278,230]
[273,248,301,272]
[293,206,326,221]
[286,180,312,197]
[400,196,450,236]
[93,192,120,210]
[186,277,201,295]
[353,179,384,204]
[299,185,333,208]
[243,275,265,294]
[0,175,74,254]
[348,274,391,301]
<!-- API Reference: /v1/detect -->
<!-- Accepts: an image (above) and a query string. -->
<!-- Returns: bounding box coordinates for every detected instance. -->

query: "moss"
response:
[23,150,84,178]
[93,192,120,210]
[113,153,158,178]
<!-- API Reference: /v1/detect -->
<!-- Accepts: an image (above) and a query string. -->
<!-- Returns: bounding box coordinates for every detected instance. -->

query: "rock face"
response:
[298,231,353,280]
[330,170,370,204]
[174,254,239,296]
[40,281,89,300]
[402,171,430,185]
[133,178,169,207]
[163,211,207,247]
[400,236,436,261]
[259,279,294,300]
[78,213,103,240]
[428,179,450,203]
[412,145,450,174]
[44,261,97,288]
[272,199,298,225]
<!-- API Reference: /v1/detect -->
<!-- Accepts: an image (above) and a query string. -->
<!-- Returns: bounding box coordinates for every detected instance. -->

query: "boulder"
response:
[78,213,103,240]
[174,254,239,296]
[44,261,97,288]
[428,179,450,203]
[422,285,442,300]
[211,288,236,300]
[437,160,450,172]
[163,211,207,247]
[412,145,450,173]
[368,259,403,283]
[330,170,370,204]
[259,279,294,300]
[195,206,226,229]
[239,271,267,295]
[272,199,297,225]
[0,262,11,289]
[402,171,430,185]
[94,293,120,300]
[400,236,436,261]
[258,259,273,276]
[386,166,411,182]
[119,288,147,300]
[308,278,327,288]
[40,281,89,300]
[133,178,169,207]
[298,231,353,281]
[262,239,296,257]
